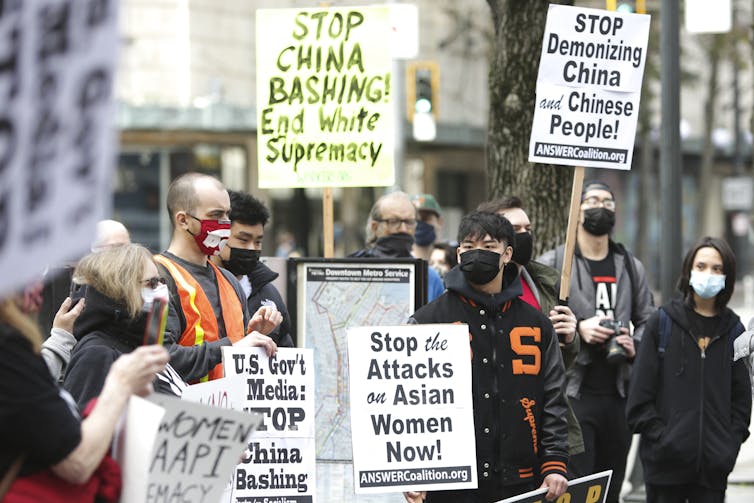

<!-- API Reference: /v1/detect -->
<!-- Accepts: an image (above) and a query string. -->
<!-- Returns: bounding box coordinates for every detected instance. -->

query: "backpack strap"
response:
[657,307,672,358]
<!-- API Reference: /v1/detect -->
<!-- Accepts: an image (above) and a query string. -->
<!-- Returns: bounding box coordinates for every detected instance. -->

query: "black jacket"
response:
[410,266,569,488]
[626,298,752,489]
[64,287,148,410]
[246,262,294,347]
[64,287,183,411]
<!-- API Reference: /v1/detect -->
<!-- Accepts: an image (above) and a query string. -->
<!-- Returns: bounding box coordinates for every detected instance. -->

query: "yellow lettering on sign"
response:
[585,484,602,503]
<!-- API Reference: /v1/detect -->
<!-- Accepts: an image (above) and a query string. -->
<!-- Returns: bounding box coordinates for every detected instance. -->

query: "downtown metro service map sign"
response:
[528,5,650,169]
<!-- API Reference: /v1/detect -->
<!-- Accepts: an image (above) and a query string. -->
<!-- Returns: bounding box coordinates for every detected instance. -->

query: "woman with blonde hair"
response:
[0,287,168,502]
[63,243,180,410]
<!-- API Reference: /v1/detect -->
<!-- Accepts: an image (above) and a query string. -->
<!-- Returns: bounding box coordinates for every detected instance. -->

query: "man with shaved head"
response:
[157,173,282,382]
[91,219,131,252]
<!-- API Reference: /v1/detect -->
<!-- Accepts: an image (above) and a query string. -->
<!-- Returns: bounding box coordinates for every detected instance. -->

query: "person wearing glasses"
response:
[156,173,282,383]
[537,180,655,503]
[350,191,444,301]
[61,244,182,411]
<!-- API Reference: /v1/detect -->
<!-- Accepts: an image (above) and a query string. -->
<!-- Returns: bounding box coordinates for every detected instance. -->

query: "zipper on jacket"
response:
[696,352,704,473]
[694,334,717,474]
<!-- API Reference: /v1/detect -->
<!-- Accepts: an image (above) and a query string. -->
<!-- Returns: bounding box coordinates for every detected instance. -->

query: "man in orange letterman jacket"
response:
[404,211,569,503]
[157,173,281,382]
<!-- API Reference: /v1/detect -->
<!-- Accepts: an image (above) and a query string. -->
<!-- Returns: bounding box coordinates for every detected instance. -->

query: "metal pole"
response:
[660,0,682,303]
[392,57,406,191]
[732,1,743,174]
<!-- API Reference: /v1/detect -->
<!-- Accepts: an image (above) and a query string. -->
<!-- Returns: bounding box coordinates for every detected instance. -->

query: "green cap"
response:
[411,194,442,216]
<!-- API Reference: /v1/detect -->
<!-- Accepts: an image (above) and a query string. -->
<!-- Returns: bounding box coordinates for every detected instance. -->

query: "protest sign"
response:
[496,470,612,503]
[528,5,650,169]
[118,396,165,503]
[119,394,260,503]
[0,0,118,297]
[348,324,477,493]
[256,6,394,188]
[222,346,317,502]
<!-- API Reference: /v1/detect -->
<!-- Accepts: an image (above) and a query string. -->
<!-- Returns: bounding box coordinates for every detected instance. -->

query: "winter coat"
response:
[409,265,569,487]
[521,261,584,455]
[626,298,752,489]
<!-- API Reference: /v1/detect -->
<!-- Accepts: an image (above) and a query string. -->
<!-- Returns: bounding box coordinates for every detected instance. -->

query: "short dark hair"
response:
[228,190,270,227]
[433,242,458,269]
[581,180,614,200]
[677,236,736,311]
[457,211,514,248]
[476,196,524,214]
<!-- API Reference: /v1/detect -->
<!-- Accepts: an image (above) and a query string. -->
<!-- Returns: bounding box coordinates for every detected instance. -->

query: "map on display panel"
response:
[291,259,423,461]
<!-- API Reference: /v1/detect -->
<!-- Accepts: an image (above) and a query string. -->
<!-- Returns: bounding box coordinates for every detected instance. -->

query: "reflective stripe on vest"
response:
[154,254,244,381]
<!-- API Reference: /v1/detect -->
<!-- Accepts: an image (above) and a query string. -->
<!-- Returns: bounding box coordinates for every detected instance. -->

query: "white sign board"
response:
[222,346,317,502]
[686,0,731,34]
[0,0,118,297]
[117,396,166,503]
[529,5,650,169]
[119,394,261,503]
[348,324,477,493]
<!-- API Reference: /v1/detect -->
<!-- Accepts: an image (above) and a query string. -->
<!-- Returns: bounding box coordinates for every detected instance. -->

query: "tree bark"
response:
[486,0,575,256]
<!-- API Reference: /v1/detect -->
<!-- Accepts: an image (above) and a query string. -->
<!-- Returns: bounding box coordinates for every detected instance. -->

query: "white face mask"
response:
[141,283,169,308]
[689,270,726,299]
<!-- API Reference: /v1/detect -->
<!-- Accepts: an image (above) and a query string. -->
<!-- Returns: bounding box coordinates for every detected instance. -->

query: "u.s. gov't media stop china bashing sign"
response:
[256,6,394,188]
[528,5,650,170]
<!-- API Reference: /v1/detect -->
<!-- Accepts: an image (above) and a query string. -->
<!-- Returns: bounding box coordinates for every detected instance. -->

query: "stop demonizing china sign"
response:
[528,5,650,170]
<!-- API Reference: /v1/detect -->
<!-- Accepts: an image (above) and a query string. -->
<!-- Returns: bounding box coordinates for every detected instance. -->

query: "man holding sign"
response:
[538,181,654,503]
[405,211,569,503]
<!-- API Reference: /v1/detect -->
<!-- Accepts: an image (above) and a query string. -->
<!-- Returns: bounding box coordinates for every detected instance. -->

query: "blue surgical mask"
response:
[689,270,726,299]
[414,220,437,246]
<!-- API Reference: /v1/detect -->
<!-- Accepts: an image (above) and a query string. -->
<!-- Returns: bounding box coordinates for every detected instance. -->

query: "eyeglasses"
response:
[375,218,418,230]
[582,196,616,210]
[142,277,167,289]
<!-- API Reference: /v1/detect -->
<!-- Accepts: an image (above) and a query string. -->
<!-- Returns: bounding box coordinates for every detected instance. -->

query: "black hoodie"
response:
[63,287,147,410]
[627,297,752,489]
[246,262,293,347]
[409,265,569,491]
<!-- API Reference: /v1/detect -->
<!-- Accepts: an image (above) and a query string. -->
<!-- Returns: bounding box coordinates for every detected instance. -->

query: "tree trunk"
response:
[486,0,575,256]
[699,36,720,237]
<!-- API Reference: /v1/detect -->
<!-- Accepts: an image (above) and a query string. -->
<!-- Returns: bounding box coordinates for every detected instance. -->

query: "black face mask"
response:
[459,249,503,285]
[374,233,414,257]
[582,207,615,236]
[512,231,533,266]
[222,247,261,276]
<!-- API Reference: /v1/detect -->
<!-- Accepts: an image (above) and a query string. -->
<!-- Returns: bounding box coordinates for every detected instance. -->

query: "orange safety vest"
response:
[154,254,244,381]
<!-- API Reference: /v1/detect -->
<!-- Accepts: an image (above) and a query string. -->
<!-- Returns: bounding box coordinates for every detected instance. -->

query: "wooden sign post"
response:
[559,166,585,302]
[528,5,650,299]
